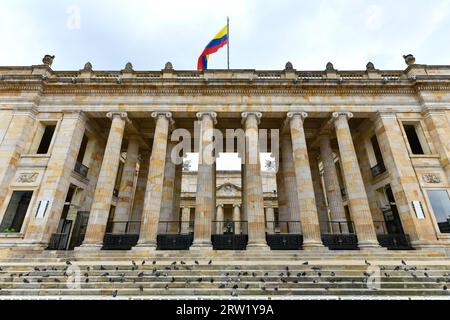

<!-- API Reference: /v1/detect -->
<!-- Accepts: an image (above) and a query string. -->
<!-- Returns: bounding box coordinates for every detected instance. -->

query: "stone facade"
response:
[0,57,449,253]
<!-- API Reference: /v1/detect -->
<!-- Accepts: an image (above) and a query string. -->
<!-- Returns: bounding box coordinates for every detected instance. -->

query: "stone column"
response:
[180,207,191,234]
[275,156,289,232]
[113,135,139,233]
[0,107,37,210]
[287,112,324,248]
[79,112,129,249]
[191,112,217,249]
[134,112,173,250]
[129,151,150,233]
[423,107,450,184]
[332,112,379,248]
[265,207,275,234]
[319,133,348,233]
[160,141,177,234]
[280,133,301,233]
[215,204,224,234]
[233,204,241,234]
[374,112,437,246]
[24,112,87,245]
[242,112,269,250]
[309,151,330,234]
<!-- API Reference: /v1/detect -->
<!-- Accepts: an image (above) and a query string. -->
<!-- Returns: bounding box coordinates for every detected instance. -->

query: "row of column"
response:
[78,110,382,251]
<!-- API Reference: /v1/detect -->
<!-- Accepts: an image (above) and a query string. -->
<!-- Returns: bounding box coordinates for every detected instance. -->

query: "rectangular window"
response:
[0,191,33,232]
[36,124,56,154]
[427,190,450,233]
[403,123,429,155]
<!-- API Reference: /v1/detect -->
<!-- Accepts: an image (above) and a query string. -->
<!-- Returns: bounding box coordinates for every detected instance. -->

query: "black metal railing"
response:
[373,220,413,250]
[212,220,248,235]
[320,220,358,250]
[158,220,194,235]
[371,162,386,178]
[47,233,70,250]
[102,221,141,250]
[265,221,302,234]
[74,161,89,178]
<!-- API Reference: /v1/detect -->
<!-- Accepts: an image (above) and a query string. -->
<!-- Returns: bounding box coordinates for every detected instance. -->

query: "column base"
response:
[357,239,383,250]
[302,239,326,250]
[246,243,270,251]
[75,243,103,251]
[190,241,213,251]
[131,244,157,252]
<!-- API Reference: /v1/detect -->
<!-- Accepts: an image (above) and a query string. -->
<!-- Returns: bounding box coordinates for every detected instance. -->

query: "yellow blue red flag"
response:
[197,25,228,70]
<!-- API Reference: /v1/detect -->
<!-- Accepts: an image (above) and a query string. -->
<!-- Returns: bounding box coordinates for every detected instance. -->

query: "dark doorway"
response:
[0,191,33,232]
[68,211,89,249]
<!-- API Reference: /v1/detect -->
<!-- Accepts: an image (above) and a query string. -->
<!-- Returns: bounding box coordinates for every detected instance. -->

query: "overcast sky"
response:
[1,0,450,71]
[1,0,449,170]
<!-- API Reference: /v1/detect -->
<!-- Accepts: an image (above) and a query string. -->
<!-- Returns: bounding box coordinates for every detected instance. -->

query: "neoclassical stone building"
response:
[0,55,449,254]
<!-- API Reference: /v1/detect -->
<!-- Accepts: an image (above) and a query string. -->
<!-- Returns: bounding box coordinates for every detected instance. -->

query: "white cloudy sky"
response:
[1,0,450,70]
[1,0,449,171]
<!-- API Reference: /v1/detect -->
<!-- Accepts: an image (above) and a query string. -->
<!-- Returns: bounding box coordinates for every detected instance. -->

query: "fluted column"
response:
[160,141,177,233]
[191,112,217,249]
[129,151,150,233]
[281,133,301,233]
[180,207,191,234]
[113,135,139,233]
[319,133,348,233]
[332,112,379,248]
[265,207,275,234]
[80,112,129,249]
[242,112,269,250]
[233,204,241,234]
[275,157,289,232]
[287,112,324,248]
[309,151,329,234]
[134,112,173,250]
[215,204,224,234]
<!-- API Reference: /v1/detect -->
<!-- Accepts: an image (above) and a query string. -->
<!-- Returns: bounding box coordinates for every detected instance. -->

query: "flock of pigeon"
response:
[0,259,449,298]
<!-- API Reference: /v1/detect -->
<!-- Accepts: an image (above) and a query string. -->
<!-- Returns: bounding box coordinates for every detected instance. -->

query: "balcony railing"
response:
[156,220,195,250]
[373,220,413,250]
[370,162,386,178]
[74,161,89,178]
[320,220,358,250]
[102,221,141,250]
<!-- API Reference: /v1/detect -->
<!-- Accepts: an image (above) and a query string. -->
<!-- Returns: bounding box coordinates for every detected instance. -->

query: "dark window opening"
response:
[0,191,33,232]
[370,135,386,177]
[403,124,424,155]
[36,125,56,154]
[77,135,89,163]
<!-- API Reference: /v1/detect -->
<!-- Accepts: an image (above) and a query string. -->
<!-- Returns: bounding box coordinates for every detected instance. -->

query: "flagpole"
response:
[227,16,230,70]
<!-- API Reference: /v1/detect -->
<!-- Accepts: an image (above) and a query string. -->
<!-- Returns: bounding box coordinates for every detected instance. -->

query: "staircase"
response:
[0,248,449,299]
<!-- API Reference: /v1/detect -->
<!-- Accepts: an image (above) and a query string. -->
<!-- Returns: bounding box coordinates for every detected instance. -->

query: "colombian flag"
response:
[197,25,228,70]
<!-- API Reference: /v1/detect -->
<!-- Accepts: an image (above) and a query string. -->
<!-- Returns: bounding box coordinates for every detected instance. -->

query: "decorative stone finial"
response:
[403,54,416,66]
[83,62,93,72]
[285,61,294,71]
[366,62,375,71]
[326,62,335,71]
[124,62,133,72]
[164,61,173,70]
[42,55,55,66]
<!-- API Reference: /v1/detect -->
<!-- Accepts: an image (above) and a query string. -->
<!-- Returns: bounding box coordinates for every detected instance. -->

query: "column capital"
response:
[216,203,224,208]
[233,203,241,208]
[107,111,131,123]
[151,111,172,119]
[241,111,262,125]
[332,112,353,121]
[196,111,218,124]
[287,111,308,121]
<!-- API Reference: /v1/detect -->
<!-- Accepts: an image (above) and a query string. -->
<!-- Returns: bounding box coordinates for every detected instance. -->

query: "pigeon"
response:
[152,261,156,265]
[285,266,289,271]
[100,265,106,270]
[401,260,407,266]
[171,261,177,265]
[101,272,109,277]
[138,272,144,278]
[252,272,257,277]
[197,278,203,282]
[365,260,371,266]
[164,284,169,290]
[112,290,117,297]
[54,278,60,283]
[218,284,226,289]
[141,261,146,266]
[261,286,266,291]
[264,272,269,277]
[171,277,176,283]
[424,272,429,278]
[66,261,72,266]
[34,267,40,272]
[331,272,336,277]
[139,285,144,292]
[244,284,250,289]
[443,285,448,291]
[280,278,287,283]
[394,266,400,271]
[208,260,212,265]
[180,261,186,265]
[23,279,29,283]
[232,284,238,289]
[85,278,89,283]
[302,261,309,265]
[37,279,42,283]
[312,266,321,271]
[317,272,322,277]
[260,278,265,283]
[194,260,199,265]
[87,267,91,272]
[210,278,214,283]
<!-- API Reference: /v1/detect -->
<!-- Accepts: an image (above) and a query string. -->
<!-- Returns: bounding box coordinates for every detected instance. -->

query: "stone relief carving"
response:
[17,172,39,183]
[422,173,441,184]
